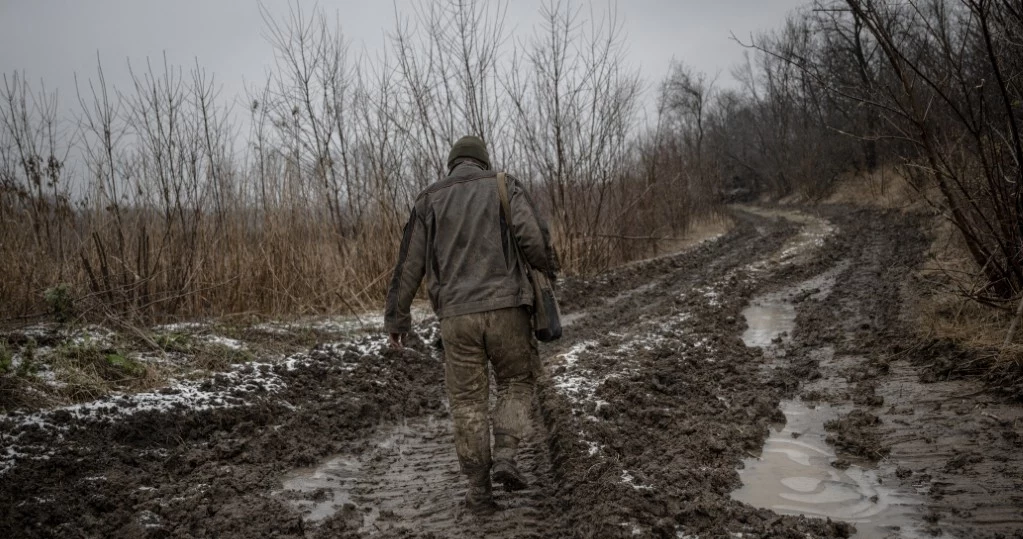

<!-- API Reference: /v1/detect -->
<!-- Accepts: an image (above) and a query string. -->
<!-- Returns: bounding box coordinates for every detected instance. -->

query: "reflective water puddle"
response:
[274,416,466,533]
[741,296,796,350]
[734,275,926,538]
[274,423,417,530]
[732,400,924,537]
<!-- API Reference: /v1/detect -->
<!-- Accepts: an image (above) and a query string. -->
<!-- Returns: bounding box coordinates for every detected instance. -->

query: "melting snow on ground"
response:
[252,307,432,337]
[154,321,210,333]
[550,211,837,497]
[205,335,246,350]
[0,311,437,480]
[621,469,655,491]
[0,333,389,478]
[2,365,279,477]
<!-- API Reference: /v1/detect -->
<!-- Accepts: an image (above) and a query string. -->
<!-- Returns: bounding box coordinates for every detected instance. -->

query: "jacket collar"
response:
[450,159,487,174]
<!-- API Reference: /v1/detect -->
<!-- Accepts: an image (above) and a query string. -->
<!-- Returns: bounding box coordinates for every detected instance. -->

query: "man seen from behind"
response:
[384,135,559,514]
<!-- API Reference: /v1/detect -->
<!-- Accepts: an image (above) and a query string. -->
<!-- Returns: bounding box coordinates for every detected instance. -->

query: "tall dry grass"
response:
[1,1,719,324]
[827,170,1022,353]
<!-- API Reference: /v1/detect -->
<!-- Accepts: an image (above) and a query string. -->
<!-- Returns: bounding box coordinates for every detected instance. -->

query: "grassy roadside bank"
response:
[825,171,1023,398]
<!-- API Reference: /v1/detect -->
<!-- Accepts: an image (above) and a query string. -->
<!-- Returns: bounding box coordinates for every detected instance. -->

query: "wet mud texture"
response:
[0,209,831,539]
[1,336,453,538]
[784,207,1023,538]
[3,206,1019,538]
[543,210,854,538]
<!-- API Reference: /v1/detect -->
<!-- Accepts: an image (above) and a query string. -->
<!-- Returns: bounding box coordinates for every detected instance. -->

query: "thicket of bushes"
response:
[653,0,1021,335]
[734,0,1022,313]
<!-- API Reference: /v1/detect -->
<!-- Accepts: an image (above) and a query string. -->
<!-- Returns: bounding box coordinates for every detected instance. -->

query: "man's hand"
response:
[388,332,407,350]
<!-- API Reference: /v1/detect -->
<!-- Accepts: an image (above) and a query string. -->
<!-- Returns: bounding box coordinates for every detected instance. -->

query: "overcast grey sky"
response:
[0,0,807,113]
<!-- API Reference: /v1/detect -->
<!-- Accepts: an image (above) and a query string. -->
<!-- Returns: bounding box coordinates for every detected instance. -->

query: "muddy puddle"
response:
[280,455,366,523]
[740,296,795,350]
[274,411,550,537]
[275,416,462,533]
[732,399,925,538]
[733,270,926,538]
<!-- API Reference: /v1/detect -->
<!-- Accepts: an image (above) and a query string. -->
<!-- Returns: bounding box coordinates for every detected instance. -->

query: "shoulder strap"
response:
[496,172,532,270]
[496,172,512,222]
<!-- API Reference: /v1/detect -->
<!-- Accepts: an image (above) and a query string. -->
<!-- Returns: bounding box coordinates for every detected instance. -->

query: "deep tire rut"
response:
[336,410,554,538]
[11,206,1018,538]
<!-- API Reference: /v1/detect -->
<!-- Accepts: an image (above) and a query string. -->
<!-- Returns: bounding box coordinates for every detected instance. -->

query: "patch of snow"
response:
[621,469,655,491]
[553,371,599,397]
[8,349,63,387]
[251,324,292,336]
[281,355,305,372]
[620,522,646,536]
[34,367,62,387]
[254,307,432,337]
[312,334,391,364]
[137,509,163,529]
[14,324,57,338]
[354,337,387,357]
[134,352,176,365]
[0,359,292,477]
[154,321,209,332]
[69,326,115,347]
[556,341,597,368]
[1,445,54,477]
[205,335,245,350]
[693,285,721,306]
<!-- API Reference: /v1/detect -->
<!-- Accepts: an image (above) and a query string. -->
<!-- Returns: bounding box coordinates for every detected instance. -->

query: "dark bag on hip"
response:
[496,173,562,342]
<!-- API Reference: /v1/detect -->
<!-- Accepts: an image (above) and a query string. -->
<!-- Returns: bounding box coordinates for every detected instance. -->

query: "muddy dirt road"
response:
[2,206,1022,538]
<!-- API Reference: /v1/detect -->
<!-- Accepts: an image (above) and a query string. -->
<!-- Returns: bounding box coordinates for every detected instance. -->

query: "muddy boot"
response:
[464,477,499,515]
[492,459,529,491]
[492,434,529,491]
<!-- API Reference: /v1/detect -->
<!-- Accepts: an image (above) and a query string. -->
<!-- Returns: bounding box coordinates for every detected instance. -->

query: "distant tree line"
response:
[663,0,1021,312]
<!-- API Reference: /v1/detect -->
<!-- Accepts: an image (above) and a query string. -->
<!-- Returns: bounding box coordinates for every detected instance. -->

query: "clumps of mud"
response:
[0,311,433,414]
[538,212,852,538]
[0,330,449,538]
[942,450,984,474]
[823,409,889,460]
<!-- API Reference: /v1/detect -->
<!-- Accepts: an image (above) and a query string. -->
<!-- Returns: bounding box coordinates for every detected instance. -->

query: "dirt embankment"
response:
[2,205,1021,538]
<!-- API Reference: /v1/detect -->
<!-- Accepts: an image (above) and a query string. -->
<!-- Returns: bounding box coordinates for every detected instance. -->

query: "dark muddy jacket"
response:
[384,161,558,334]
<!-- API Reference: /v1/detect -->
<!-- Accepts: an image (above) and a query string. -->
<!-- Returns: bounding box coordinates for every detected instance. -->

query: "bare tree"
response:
[841,0,1021,305]
[505,0,641,272]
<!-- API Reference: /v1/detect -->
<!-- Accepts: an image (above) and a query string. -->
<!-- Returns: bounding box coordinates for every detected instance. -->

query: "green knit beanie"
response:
[447,135,490,170]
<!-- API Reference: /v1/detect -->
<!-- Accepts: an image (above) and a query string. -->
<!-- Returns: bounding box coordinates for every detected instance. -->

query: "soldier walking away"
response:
[384,135,559,514]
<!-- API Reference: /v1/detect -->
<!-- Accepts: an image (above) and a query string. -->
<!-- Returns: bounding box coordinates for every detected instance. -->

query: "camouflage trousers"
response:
[439,306,539,483]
